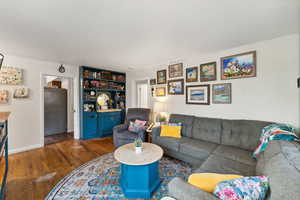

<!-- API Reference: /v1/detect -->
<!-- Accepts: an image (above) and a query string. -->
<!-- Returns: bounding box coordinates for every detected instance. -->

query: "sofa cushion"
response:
[152,136,183,151]
[213,145,256,166]
[179,138,218,160]
[256,141,300,200]
[192,117,222,144]
[169,114,195,137]
[196,154,255,176]
[221,119,271,151]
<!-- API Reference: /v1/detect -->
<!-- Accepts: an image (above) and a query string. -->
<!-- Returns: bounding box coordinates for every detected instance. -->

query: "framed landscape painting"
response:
[156,87,166,96]
[212,83,232,104]
[200,62,216,82]
[168,63,183,78]
[157,70,167,84]
[221,51,256,80]
[168,79,184,95]
[186,85,210,105]
[186,66,198,82]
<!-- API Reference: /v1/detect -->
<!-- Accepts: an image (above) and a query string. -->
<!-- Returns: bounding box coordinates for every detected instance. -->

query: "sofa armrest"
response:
[168,177,219,200]
[113,124,128,133]
[151,126,161,137]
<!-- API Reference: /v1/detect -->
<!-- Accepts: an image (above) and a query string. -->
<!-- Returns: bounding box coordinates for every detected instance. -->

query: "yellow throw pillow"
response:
[188,173,243,193]
[160,125,181,138]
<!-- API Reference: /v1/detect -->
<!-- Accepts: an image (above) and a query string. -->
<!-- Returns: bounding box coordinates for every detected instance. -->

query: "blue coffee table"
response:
[114,143,163,199]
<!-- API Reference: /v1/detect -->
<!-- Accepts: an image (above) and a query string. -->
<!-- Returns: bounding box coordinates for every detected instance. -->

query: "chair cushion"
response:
[179,138,218,160]
[169,114,195,137]
[196,154,255,176]
[191,117,222,144]
[221,119,271,151]
[114,130,138,139]
[152,136,183,151]
[213,145,256,166]
[188,173,243,193]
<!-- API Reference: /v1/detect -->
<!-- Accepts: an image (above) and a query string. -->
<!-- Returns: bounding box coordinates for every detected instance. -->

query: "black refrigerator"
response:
[44,87,68,136]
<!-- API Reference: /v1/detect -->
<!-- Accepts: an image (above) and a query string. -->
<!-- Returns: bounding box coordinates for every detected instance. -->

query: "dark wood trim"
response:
[220,51,257,80]
[167,79,184,95]
[168,63,183,78]
[200,62,217,82]
[185,66,198,82]
[156,70,167,84]
[186,84,210,105]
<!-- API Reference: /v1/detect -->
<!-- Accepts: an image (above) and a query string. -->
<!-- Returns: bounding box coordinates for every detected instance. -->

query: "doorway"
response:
[43,75,74,145]
[136,80,150,108]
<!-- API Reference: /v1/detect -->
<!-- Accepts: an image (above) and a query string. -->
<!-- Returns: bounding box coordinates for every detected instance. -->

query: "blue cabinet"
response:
[98,111,121,137]
[82,111,121,140]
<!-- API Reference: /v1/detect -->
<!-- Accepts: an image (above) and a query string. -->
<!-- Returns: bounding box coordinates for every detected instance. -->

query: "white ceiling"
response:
[0,0,299,70]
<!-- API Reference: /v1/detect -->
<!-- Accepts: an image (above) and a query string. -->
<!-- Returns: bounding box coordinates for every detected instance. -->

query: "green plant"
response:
[134,137,143,147]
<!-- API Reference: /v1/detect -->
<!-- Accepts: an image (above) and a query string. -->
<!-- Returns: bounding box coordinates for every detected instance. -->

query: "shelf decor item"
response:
[200,62,217,82]
[13,87,29,98]
[157,70,167,84]
[0,66,23,85]
[186,85,210,105]
[186,66,198,82]
[221,51,256,80]
[169,63,183,78]
[0,90,9,104]
[150,79,156,85]
[212,83,232,104]
[168,79,184,95]
[156,87,166,97]
[134,137,143,153]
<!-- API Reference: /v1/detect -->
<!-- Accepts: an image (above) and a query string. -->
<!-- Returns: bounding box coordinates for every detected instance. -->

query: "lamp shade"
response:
[0,53,3,69]
[153,101,167,113]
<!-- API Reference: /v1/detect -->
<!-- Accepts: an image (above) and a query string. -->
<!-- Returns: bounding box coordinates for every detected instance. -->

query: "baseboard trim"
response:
[8,144,43,155]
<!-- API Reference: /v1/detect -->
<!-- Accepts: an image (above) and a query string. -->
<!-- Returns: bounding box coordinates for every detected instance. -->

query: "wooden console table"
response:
[0,112,10,200]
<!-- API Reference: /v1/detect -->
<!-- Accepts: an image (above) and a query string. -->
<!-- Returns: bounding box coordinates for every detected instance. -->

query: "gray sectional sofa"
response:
[152,114,300,200]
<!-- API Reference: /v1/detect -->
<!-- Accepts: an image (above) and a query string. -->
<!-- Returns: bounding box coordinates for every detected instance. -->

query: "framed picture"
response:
[0,90,9,104]
[0,66,23,85]
[221,51,256,80]
[200,62,217,82]
[186,66,198,82]
[156,87,166,96]
[157,70,167,84]
[13,87,30,98]
[168,79,184,95]
[186,85,210,105]
[150,79,156,85]
[212,83,232,104]
[168,63,183,78]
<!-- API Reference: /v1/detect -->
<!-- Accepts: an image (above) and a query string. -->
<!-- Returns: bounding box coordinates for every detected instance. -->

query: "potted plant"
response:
[134,137,143,153]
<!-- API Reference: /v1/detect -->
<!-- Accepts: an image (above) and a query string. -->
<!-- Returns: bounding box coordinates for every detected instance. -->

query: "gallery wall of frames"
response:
[150,51,256,105]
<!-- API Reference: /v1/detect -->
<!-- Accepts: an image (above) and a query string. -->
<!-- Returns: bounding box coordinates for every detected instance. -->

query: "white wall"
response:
[127,34,300,128]
[0,55,79,154]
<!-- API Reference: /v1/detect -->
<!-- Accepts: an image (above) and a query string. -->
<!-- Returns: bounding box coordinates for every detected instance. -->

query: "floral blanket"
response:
[253,124,299,158]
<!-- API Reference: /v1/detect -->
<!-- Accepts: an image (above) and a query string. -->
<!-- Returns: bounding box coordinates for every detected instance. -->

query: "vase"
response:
[135,146,142,153]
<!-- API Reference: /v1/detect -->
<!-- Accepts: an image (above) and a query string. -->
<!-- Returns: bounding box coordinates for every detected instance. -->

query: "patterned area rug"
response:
[45,153,192,200]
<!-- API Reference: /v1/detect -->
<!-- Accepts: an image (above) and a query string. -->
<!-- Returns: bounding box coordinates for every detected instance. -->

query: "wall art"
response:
[150,79,156,85]
[14,87,30,98]
[221,51,256,80]
[186,66,198,82]
[212,83,232,104]
[200,62,217,82]
[157,70,167,84]
[168,63,183,78]
[186,85,210,105]
[168,79,184,95]
[0,66,23,85]
[156,87,166,96]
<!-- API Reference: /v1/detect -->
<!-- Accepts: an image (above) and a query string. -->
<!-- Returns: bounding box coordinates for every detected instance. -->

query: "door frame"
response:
[135,79,151,108]
[40,73,78,146]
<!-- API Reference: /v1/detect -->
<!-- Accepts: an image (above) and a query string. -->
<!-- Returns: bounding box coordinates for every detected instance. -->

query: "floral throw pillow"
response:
[213,176,269,200]
[128,120,147,133]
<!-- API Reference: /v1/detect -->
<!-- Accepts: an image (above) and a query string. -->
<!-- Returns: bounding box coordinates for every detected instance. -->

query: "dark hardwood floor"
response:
[1,137,115,200]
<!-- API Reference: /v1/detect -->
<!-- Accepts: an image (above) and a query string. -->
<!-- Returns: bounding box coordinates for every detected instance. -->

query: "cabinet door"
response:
[83,112,98,139]
[98,112,121,137]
